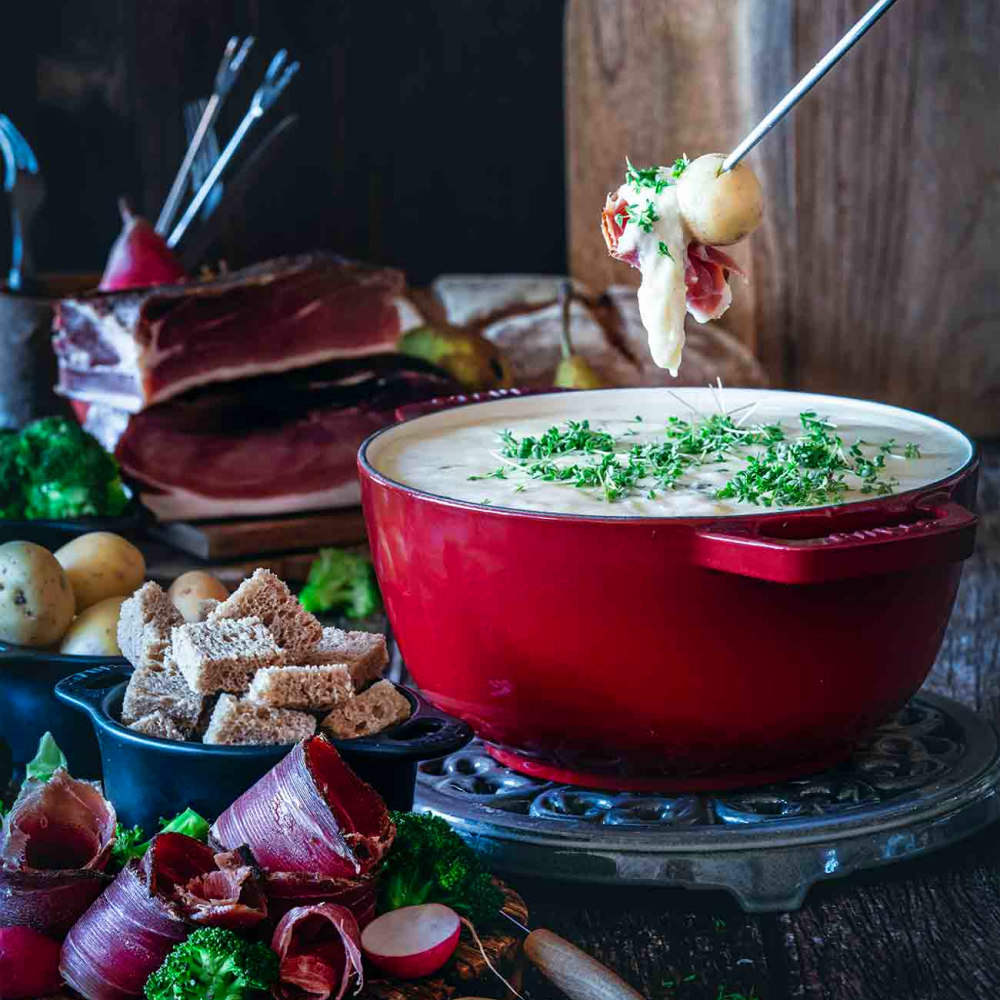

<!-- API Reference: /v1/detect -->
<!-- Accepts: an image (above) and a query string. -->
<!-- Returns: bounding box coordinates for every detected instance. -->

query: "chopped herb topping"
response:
[470,410,921,508]
[671,155,690,179]
[658,241,673,259]
[625,200,659,233]
[624,157,670,194]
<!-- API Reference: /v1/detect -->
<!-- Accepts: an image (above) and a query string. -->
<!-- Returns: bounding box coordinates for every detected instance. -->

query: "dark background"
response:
[0,0,566,284]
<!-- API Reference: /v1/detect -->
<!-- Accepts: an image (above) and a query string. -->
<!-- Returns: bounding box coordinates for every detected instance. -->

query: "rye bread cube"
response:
[128,710,189,742]
[172,617,281,695]
[321,679,411,740]
[203,694,317,746]
[247,664,354,711]
[300,627,389,690]
[208,568,322,658]
[120,652,205,734]
[117,582,184,670]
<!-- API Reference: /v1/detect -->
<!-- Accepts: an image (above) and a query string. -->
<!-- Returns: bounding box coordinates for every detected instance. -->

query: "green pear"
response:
[399,326,511,390]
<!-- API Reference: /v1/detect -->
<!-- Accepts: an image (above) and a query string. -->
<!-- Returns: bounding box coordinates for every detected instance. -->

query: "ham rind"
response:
[211,738,394,882]
[271,903,364,1000]
[60,833,266,999]
[0,770,116,938]
[106,363,456,521]
[53,254,412,413]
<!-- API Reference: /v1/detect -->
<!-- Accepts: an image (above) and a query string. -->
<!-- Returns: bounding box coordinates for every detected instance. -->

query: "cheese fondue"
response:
[368,389,972,519]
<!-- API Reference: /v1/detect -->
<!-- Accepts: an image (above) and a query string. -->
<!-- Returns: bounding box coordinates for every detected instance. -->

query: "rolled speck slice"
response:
[210,736,394,880]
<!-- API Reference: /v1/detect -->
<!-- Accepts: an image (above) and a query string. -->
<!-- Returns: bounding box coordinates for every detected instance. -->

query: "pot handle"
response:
[692,497,977,585]
[394,386,570,423]
[54,664,131,719]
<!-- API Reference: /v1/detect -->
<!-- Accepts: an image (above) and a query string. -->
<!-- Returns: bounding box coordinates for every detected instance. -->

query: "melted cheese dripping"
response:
[612,185,689,376]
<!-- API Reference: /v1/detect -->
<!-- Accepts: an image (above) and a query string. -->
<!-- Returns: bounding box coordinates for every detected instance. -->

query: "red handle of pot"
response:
[693,497,977,585]
[394,386,569,423]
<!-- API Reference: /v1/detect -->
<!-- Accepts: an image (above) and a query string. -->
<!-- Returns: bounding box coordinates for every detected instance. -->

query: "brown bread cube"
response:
[300,627,388,690]
[203,694,317,746]
[247,664,353,711]
[320,680,411,740]
[117,582,184,670]
[172,617,281,695]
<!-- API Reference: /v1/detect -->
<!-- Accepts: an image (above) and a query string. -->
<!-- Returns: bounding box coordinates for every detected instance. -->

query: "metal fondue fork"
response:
[155,35,254,235]
[721,0,899,173]
[167,49,299,249]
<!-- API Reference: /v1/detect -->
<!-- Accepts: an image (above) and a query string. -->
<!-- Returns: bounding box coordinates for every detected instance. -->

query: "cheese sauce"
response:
[369,389,972,519]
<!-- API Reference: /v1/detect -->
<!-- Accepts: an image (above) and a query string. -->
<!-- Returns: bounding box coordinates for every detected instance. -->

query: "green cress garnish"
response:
[658,241,673,259]
[467,411,922,507]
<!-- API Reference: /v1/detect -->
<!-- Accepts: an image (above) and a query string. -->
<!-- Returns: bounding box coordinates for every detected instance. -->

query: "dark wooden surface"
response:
[511,443,1000,1000]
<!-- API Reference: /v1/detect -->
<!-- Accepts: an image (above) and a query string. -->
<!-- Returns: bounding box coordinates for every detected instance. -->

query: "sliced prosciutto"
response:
[211,738,393,920]
[271,903,364,1000]
[53,254,418,413]
[0,770,115,937]
[60,833,266,1000]
[103,361,456,520]
[600,158,755,375]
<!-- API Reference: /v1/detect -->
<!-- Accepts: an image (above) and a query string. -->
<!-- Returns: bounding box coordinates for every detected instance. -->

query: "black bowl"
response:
[0,508,147,548]
[55,664,472,830]
[0,643,128,777]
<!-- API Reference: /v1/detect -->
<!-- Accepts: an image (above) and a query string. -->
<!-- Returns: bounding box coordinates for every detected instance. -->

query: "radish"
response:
[361,903,461,979]
[0,926,62,999]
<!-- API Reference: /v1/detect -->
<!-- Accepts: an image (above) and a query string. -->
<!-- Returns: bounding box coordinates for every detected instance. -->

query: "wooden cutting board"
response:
[148,507,368,561]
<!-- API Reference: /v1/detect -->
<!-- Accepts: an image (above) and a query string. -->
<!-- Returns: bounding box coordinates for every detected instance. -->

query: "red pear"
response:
[98,197,187,292]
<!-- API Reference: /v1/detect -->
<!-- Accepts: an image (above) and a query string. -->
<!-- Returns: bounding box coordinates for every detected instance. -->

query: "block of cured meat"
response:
[53,254,421,412]
[104,360,456,521]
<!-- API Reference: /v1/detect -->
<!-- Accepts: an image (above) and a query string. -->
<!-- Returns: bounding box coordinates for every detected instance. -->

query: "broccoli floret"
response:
[145,927,278,1000]
[298,547,382,619]
[379,811,503,925]
[17,416,129,520]
[111,807,210,869]
[0,431,25,519]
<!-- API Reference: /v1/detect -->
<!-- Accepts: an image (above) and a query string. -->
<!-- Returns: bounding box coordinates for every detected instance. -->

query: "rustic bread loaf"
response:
[301,627,388,690]
[208,568,322,657]
[172,616,281,694]
[128,710,189,742]
[117,582,184,670]
[120,652,205,732]
[248,664,353,711]
[203,693,316,745]
[321,679,410,739]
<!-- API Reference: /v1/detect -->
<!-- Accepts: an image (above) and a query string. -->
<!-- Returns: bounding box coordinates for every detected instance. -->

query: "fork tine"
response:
[264,49,288,83]
[0,115,39,174]
[230,36,255,73]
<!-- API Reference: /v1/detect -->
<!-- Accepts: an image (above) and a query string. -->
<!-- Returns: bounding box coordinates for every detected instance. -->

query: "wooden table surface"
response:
[511,443,1000,1000]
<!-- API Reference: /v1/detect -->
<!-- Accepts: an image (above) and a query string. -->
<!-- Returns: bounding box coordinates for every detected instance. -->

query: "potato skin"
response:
[0,541,76,647]
[59,595,127,656]
[54,532,146,613]
[168,571,229,623]
[676,153,763,246]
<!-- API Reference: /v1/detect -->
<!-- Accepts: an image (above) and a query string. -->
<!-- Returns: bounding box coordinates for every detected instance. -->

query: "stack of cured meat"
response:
[52,254,453,521]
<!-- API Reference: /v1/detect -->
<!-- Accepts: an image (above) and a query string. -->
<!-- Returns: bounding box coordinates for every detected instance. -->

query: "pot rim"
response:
[358,386,979,524]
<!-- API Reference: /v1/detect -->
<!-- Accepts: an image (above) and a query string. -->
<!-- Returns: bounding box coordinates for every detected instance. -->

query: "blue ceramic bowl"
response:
[56,664,472,830]
[0,643,128,777]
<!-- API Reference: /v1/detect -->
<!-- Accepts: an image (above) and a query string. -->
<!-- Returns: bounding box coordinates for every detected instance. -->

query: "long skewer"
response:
[155,35,254,234]
[721,0,899,173]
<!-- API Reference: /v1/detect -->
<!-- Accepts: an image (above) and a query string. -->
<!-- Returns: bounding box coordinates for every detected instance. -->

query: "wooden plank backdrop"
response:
[566,0,1000,436]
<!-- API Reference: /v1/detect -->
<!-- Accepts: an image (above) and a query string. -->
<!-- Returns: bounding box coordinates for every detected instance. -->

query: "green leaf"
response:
[25,732,67,783]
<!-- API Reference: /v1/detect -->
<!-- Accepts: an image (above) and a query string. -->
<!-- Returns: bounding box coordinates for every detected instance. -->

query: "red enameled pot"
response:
[358,388,978,792]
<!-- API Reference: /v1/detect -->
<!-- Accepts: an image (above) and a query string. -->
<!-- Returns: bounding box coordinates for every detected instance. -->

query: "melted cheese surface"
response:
[368,389,972,519]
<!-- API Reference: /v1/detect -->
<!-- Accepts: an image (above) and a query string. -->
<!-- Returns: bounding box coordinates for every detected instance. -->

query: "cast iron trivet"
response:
[413,693,1000,912]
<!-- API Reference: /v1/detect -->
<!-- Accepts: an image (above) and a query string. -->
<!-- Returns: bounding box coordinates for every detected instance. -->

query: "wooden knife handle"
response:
[524,929,647,1000]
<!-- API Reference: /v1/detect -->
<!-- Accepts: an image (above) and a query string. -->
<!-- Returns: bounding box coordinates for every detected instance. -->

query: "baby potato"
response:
[54,532,145,613]
[676,153,763,246]
[0,541,76,647]
[59,595,127,656]
[168,570,229,623]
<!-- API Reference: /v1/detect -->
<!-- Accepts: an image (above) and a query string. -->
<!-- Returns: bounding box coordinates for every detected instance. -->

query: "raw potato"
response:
[168,571,229,623]
[54,532,145,613]
[59,595,127,656]
[676,153,763,246]
[0,541,76,647]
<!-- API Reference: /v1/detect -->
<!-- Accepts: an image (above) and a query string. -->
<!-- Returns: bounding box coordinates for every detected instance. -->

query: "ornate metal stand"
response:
[414,693,1000,912]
